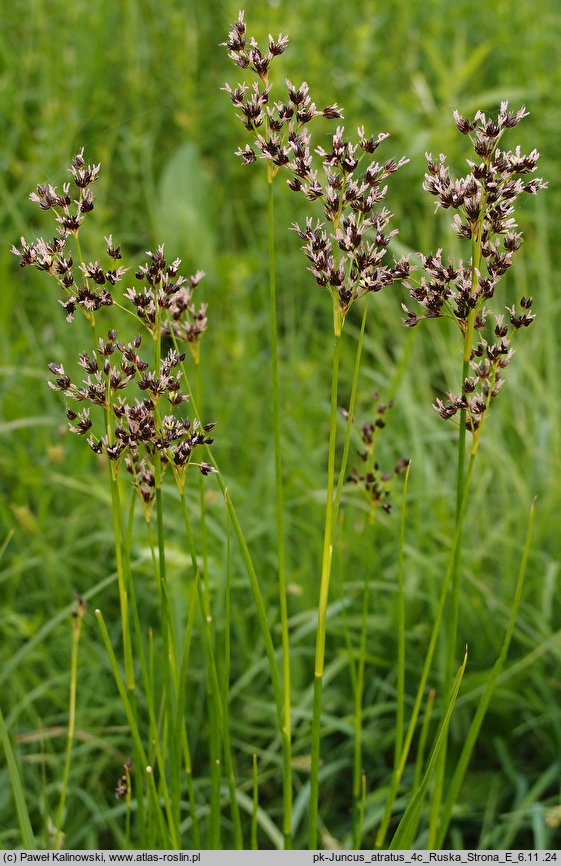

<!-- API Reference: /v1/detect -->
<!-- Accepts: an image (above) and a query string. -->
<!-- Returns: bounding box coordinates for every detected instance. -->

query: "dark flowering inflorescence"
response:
[290,125,411,333]
[432,298,535,432]
[402,102,546,432]
[114,760,133,801]
[11,151,126,324]
[223,10,342,178]
[49,330,216,506]
[346,393,409,515]
[125,246,207,357]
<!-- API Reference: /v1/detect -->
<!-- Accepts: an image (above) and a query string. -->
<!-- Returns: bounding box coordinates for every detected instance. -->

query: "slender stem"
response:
[309,334,341,848]
[395,464,411,763]
[413,688,436,790]
[174,579,201,848]
[435,498,536,846]
[180,492,243,848]
[266,179,292,848]
[376,451,477,848]
[95,610,173,847]
[333,300,369,522]
[352,524,373,849]
[389,650,468,851]
[195,363,210,609]
[167,318,284,742]
[251,754,259,850]
[109,473,135,690]
[53,603,84,849]
[429,199,486,845]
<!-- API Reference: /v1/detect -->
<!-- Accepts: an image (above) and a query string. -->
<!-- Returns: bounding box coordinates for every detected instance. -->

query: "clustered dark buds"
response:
[402,103,546,431]
[49,330,216,502]
[346,394,408,513]
[159,269,207,362]
[11,150,121,323]
[223,10,342,176]
[433,298,534,432]
[222,10,288,78]
[347,458,408,514]
[125,246,207,352]
[290,126,410,331]
[114,761,132,800]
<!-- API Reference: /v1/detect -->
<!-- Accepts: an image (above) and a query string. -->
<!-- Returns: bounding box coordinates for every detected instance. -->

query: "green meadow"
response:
[1,0,560,850]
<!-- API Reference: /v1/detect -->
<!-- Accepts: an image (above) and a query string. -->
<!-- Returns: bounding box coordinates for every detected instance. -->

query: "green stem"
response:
[251,754,259,850]
[109,473,135,690]
[53,604,83,849]
[309,334,341,848]
[429,203,485,845]
[267,179,292,848]
[174,579,201,848]
[180,492,243,848]
[352,527,373,849]
[435,498,536,846]
[389,650,468,850]
[395,464,411,766]
[413,688,436,790]
[95,610,173,847]
[376,451,477,848]
[333,300,369,522]
[167,318,284,746]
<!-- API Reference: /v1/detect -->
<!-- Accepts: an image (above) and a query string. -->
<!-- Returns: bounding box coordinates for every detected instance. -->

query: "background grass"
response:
[1,0,560,849]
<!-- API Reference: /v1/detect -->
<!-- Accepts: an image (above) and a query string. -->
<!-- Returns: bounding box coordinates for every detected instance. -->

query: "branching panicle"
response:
[346,394,409,514]
[223,11,342,178]
[49,330,215,503]
[11,151,116,324]
[17,151,216,500]
[404,103,546,431]
[290,126,410,331]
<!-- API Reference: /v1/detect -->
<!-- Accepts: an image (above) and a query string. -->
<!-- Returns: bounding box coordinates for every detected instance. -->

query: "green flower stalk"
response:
[223,11,343,844]
[289,123,410,846]
[401,101,546,845]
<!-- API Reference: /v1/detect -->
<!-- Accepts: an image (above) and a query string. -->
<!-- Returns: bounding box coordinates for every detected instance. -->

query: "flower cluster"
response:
[433,297,535,432]
[49,331,215,504]
[125,245,207,355]
[159,269,207,363]
[402,103,546,430]
[290,126,411,332]
[11,151,126,324]
[223,10,342,176]
[346,394,409,514]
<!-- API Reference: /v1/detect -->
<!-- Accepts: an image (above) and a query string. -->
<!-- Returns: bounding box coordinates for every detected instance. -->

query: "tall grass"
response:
[1,0,561,851]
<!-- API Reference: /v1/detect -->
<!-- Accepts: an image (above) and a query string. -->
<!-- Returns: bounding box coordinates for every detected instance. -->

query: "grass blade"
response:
[0,705,37,848]
[389,647,468,849]
[435,498,536,846]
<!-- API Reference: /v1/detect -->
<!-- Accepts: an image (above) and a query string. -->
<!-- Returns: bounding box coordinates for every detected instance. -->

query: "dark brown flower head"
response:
[105,235,121,260]
[224,13,342,177]
[222,11,287,80]
[11,150,122,325]
[405,102,546,437]
[345,393,406,515]
[290,127,410,333]
[71,148,101,188]
[48,329,214,494]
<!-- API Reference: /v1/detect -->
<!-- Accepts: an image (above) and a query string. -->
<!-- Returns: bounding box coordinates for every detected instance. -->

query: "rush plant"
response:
[3,9,546,851]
